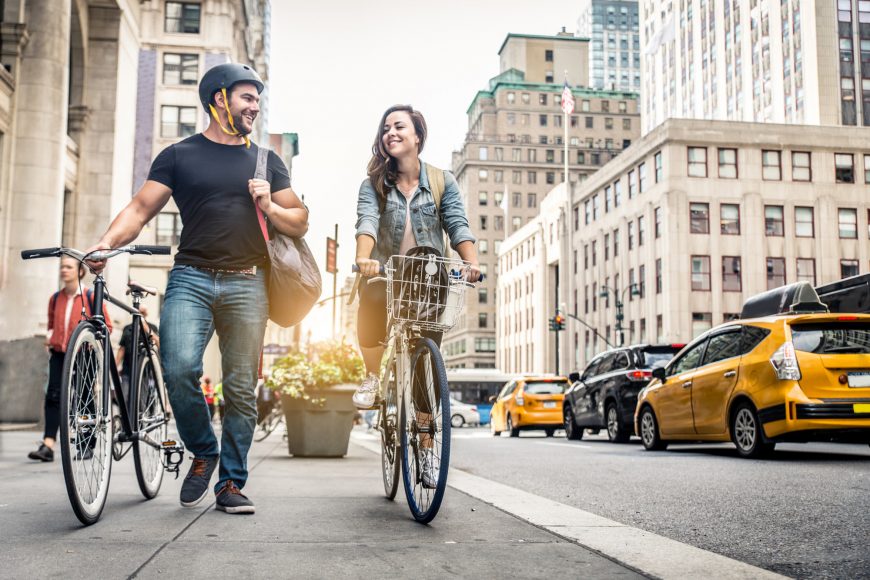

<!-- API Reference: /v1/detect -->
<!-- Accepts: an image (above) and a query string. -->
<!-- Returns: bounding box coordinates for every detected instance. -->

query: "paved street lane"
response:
[449,428,870,579]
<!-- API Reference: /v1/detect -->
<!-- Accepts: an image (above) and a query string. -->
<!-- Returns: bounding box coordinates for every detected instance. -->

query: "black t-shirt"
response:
[119,322,160,376]
[147,134,292,268]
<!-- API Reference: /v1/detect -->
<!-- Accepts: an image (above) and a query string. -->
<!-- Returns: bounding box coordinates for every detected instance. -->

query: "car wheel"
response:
[451,414,465,428]
[507,413,519,437]
[605,403,630,443]
[731,402,775,458]
[545,428,555,437]
[564,407,583,441]
[639,406,668,451]
[490,418,501,437]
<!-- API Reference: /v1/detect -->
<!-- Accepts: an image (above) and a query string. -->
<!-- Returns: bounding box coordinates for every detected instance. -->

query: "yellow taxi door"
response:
[656,339,708,435]
[492,381,516,432]
[690,329,743,435]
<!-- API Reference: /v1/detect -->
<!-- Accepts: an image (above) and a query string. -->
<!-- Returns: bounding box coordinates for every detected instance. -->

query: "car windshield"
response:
[791,322,870,354]
[524,381,568,394]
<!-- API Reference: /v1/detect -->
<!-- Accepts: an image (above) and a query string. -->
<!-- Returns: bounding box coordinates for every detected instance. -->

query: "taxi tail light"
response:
[626,370,652,381]
[770,341,801,381]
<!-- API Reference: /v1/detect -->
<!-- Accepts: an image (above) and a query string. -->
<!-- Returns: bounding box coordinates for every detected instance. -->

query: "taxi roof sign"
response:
[740,281,828,319]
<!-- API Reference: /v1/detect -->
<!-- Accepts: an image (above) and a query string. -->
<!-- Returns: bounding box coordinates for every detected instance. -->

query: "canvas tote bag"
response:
[253,146,322,327]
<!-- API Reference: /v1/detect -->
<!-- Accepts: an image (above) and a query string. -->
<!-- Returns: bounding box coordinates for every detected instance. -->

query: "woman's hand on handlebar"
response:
[466,261,482,284]
[355,257,381,278]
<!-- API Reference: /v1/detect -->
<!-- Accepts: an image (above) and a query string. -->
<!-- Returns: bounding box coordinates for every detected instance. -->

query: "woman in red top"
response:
[28,256,112,462]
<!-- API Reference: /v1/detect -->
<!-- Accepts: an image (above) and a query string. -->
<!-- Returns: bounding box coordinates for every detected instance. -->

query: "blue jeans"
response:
[160,265,268,492]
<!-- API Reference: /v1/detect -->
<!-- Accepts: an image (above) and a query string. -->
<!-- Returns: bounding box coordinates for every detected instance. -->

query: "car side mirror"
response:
[568,372,580,383]
[651,367,667,383]
[488,395,497,403]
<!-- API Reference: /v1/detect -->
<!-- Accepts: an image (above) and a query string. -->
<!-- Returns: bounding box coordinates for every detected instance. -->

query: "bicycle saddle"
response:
[127,281,158,296]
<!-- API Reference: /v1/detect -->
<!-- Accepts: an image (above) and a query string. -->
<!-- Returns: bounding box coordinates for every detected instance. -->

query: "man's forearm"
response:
[98,204,150,248]
[265,205,308,238]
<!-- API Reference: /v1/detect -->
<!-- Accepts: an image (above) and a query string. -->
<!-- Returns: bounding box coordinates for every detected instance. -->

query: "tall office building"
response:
[640,0,866,134]
[445,31,640,370]
[577,0,641,92]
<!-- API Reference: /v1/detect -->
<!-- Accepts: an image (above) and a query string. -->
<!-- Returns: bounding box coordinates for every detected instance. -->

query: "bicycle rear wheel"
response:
[133,351,167,499]
[400,338,451,523]
[380,359,400,499]
[59,323,113,525]
[254,405,283,442]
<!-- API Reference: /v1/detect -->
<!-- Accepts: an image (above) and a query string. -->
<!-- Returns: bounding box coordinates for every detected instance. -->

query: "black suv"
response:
[563,344,683,442]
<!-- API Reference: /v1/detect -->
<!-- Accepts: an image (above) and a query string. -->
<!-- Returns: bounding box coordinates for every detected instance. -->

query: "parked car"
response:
[449,397,481,428]
[490,376,570,437]
[563,344,684,442]
[636,282,870,458]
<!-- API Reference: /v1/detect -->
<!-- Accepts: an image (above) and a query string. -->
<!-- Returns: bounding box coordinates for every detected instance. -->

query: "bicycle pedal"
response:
[161,440,185,479]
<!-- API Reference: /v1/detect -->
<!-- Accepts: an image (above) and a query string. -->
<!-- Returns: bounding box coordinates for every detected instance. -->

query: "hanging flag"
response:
[498,182,509,214]
[561,80,575,115]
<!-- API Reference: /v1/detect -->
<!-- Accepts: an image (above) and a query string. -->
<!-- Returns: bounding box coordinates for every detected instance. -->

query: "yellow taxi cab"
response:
[490,376,570,437]
[636,282,870,457]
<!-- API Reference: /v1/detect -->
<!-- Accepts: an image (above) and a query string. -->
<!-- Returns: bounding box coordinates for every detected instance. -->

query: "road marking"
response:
[537,442,592,449]
[351,432,786,580]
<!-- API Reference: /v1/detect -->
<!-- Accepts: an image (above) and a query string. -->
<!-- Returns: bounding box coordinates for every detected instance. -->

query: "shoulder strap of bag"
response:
[254,145,270,243]
[49,291,60,324]
[425,163,445,209]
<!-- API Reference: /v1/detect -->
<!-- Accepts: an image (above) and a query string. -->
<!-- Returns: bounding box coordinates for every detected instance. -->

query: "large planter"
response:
[281,384,357,457]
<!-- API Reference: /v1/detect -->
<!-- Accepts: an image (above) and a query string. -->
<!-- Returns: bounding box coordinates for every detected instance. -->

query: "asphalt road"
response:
[449,427,870,580]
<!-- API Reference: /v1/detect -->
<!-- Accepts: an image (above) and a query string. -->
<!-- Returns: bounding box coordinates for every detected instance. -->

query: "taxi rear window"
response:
[791,322,870,354]
[524,381,568,394]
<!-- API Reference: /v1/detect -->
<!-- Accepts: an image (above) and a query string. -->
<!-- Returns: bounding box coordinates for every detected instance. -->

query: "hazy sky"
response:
[268,0,580,338]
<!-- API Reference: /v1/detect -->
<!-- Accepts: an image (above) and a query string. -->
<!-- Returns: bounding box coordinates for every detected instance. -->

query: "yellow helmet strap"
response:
[207,87,250,148]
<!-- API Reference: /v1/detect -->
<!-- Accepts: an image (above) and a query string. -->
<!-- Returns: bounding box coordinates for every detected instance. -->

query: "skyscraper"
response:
[577,0,642,92]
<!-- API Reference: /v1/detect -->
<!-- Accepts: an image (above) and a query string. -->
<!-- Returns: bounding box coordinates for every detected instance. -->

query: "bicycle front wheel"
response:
[133,351,167,499]
[400,338,451,523]
[380,359,400,500]
[254,405,283,442]
[59,323,113,525]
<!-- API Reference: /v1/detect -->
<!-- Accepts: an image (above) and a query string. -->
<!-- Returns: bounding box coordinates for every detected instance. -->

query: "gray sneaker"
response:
[352,373,380,410]
[421,448,440,489]
[215,480,255,514]
[180,456,218,507]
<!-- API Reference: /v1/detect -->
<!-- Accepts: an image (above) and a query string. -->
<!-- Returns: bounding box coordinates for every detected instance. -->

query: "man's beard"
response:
[231,111,253,136]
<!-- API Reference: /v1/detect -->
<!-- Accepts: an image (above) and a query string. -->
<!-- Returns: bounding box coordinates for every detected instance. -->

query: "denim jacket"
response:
[355,163,476,264]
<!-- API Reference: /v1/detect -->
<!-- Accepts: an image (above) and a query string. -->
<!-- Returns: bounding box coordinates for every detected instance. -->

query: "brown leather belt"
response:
[194,265,258,275]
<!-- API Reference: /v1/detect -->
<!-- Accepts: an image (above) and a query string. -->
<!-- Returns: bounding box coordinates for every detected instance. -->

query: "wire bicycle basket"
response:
[385,252,471,332]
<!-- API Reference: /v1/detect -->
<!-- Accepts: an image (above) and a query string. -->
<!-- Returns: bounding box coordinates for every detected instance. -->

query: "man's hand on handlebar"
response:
[355,257,381,278]
[84,241,113,274]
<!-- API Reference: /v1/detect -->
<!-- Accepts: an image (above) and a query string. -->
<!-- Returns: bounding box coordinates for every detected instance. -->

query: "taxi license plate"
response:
[847,372,870,388]
[543,401,557,409]
[855,404,870,413]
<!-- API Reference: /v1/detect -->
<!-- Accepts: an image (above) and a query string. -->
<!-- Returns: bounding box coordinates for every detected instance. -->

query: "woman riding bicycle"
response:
[352,104,480,411]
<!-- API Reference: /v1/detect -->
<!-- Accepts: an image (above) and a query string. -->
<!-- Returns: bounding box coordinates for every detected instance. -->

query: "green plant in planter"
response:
[267,341,364,403]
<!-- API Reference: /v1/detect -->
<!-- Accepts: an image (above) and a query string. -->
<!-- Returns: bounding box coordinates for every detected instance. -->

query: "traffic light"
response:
[549,313,566,331]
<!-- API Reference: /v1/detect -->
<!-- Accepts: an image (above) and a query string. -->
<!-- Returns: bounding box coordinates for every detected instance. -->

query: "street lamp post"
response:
[599,284,640,347]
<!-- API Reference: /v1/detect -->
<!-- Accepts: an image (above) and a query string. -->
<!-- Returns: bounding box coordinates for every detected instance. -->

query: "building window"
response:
[613,228,619,257]
[528,171,537,184]
[494,170,503,183]
[718,148,738,178]
[592,241,597,266]
[628,170,637,197]
[688,147,707,177]
[545,49,553,62]
[839,208,858,238]
[690,202,710,234]
[766,257,786,289]
[866,154,870,183]
[478,169,488,181]
[581,99,590,112]
[522,93,530,104]
[539,114,548,127]
[654,207,662,238]
[796,258,816,285]
[692,313,712,338]
[638,162,647,192]
[527,193,537,208]
[605,117,614,129]
[623,118,631,130]
[638,216,646,246]
[654,151,663,182]
[165,2,201,33]
[478,191,488,206]
[792,151,811,181]
[638,264,646,297]
[475,338,496,353]
[722,257,742,292]
[479,240,488,255]
[511,216,521,232]
[479,313,488,328]
[762,150,782,180]
[156,212,183,245]
[546,172,555,184]
[656,315,664,342]
[655,259,662,294]
[512,170,522,184]
[691,255,711,291]
[720,204,740,234]
[160,105,197,138]
[764,205,784,236]
[494,215,504,231]
[512,192,521,207]
[628,221,635,250]
[507,92,515,104]
[795,206,814,237]
[163,53,198,85]
[841,259,859,278]
[479,146,488,161]
[613,180,622,206]
[835,153,855,183]
[479,216,487,230]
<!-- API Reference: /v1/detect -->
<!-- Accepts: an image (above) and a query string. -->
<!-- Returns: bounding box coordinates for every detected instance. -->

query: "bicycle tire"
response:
[381,359,400,500]
[400,337,451,524]
[133,350,167,499]
[254,406,283,442]
[59,323,114,525]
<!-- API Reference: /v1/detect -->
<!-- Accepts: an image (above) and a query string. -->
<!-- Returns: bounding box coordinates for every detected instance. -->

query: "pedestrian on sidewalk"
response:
[115,305,159,401]
[85,63,308,515]
[201,376,217,421]
[28,257,112,462]
[352,104,480,487]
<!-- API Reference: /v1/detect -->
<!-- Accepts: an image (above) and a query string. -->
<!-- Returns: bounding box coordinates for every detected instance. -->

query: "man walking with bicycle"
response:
[87,63,308,514]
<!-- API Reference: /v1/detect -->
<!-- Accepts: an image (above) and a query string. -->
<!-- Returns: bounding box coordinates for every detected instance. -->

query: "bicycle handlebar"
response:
[351,263,485,283]
[21,247,62,260]
[20,245,171,262]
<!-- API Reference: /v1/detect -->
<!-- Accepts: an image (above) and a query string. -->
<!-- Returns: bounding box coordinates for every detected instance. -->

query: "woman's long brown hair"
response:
[367,105,428,211]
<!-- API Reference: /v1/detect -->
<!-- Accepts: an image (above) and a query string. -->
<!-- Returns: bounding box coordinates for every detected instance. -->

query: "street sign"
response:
[326,237,337,274]
[262,343,289,355]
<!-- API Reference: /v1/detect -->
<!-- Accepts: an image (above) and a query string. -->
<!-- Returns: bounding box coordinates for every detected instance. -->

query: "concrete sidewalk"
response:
[0,428,644,580]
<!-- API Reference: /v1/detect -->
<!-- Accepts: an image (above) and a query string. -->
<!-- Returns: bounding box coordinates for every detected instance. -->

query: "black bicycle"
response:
[22,245,184,525]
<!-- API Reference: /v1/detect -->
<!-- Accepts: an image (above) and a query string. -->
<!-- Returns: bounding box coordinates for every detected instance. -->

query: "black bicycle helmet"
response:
[198,63,264,112]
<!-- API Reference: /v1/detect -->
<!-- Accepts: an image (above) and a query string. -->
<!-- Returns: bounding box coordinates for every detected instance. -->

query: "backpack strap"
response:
[254,145,271,244]
[425,163,445,210]
[49,291,61,325]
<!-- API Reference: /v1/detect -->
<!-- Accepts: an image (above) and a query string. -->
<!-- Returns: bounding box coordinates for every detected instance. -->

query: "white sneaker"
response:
[353,373,380,410]
[421,448,439,489]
